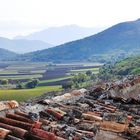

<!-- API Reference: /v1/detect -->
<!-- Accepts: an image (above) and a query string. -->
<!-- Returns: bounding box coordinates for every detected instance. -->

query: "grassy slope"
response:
[0,85,62,101]
[100,56,140,77]
[113,56,140,75]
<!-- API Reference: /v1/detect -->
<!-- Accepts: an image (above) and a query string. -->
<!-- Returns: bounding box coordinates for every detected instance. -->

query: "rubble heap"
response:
[1,76,140,139]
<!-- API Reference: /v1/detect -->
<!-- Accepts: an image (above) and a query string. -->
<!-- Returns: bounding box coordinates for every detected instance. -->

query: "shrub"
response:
[25,79,39,89]
[62,81,72,90]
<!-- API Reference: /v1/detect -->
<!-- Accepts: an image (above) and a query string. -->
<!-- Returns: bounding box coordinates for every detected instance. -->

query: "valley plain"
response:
[0,61,101,101]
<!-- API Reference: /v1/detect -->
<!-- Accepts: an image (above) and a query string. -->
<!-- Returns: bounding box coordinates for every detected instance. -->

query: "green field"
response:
[0,70,18,74]
[0,74,43,80]
[70,67,99,73]
[39,76,72,84]
[0,62,48,80]
[0,85,62,101]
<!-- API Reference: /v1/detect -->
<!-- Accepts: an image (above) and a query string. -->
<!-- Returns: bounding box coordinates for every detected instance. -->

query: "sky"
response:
[0,0,140,38]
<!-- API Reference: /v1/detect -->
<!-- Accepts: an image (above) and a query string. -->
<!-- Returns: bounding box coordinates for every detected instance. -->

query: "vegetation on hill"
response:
[99,56,140,81]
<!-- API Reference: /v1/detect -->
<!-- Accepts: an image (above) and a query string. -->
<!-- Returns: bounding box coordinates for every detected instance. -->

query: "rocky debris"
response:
[0,100,19,112]
[0,128,11,139]
[1,77,140,139]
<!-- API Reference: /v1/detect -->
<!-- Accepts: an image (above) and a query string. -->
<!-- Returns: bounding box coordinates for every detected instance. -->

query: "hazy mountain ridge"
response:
[15,25,104,45]
[0,48,17,60]
[13,19,140,62]
[0,37,53,53]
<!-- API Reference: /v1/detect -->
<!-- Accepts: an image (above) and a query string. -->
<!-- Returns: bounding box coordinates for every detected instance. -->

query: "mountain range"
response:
[0,37,52,53]
[13,18,140,62]
[1,19,140,62]
[15,25,104,45]
[0,25,103,54]
[0,48,17,60]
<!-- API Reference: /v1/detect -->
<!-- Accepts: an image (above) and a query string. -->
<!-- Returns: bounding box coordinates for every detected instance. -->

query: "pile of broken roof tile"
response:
[1,76,140,139]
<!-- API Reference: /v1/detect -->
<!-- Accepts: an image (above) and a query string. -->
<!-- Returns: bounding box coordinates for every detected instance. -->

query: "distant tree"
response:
[16,83,24,89]
[25,79,39,89]
[90,74,96,80]
[77,73,87,83]
[47,62,55,66]
[62,81,72,90]
[86,70,92,76]
[72,73,87,88]
[17,84,22,89]
[0,79,8,85]
[73,81,79,88]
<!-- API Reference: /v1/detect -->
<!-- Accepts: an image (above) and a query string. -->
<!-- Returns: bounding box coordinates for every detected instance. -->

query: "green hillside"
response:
[14,18,140,62]
[99,56,140,81]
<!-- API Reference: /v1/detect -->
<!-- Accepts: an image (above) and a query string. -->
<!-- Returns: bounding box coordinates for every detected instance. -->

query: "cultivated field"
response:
[0,85,61,101]
[0,61,102,101]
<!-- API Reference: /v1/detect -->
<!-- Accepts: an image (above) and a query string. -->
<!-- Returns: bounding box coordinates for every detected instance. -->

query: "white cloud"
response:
[0,0,140,38]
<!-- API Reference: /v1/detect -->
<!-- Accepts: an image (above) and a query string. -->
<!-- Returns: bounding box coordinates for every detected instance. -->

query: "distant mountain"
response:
[0,48,17,60]
[0,37,53,53]
[15,25,104,45]
[15,18,140,62]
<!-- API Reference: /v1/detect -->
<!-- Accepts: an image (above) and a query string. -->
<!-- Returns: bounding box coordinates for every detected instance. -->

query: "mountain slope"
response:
[0,48,17,60]
[15,25,104,45]
[0,37,53,53]
[99,56,140,81]
[111,56,140,75]
[15,19,140,62]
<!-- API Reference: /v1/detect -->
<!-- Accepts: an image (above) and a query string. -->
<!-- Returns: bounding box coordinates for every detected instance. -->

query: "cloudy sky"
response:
[0,0,140,38]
